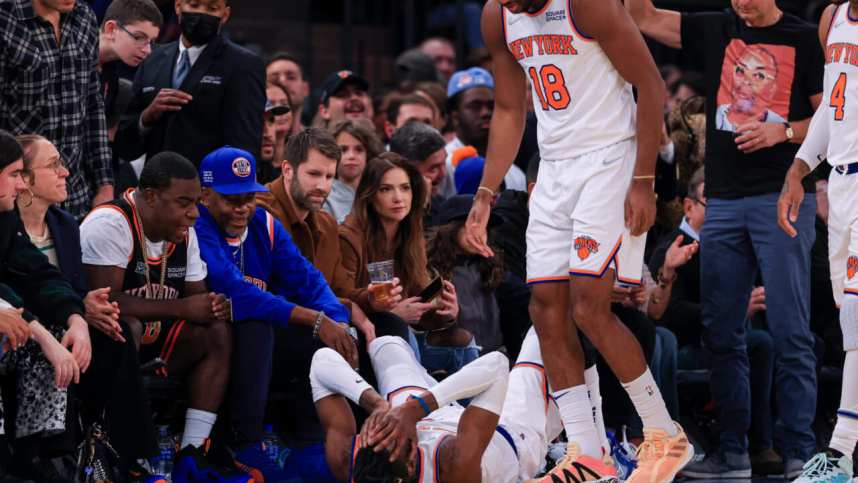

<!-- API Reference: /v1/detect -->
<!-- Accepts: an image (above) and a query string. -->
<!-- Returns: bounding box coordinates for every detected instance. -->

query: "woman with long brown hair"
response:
[339,153,464,366]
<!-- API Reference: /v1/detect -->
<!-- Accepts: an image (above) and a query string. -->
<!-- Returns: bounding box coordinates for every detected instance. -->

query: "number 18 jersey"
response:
[502,0,636,161]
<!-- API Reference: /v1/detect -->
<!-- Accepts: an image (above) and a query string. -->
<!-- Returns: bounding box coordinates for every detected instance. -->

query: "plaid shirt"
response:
[0,0,112,219]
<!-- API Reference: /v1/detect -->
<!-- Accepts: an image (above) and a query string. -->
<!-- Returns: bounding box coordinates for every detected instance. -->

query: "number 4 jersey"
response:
[502,0,636,161]
[823,4,858,167]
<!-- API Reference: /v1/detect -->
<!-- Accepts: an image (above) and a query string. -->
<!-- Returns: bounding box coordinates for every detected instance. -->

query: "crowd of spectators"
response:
[0,0,851,481]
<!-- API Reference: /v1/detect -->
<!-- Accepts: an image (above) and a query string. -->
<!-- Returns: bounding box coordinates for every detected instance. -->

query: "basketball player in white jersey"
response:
[464,1,692,481]
[779,1,858,481]
[312,330,613,483]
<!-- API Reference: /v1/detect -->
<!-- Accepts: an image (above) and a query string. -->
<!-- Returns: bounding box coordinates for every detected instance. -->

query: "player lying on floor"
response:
[310,328,622,483]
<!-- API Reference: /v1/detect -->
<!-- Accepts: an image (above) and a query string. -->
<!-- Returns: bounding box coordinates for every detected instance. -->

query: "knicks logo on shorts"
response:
[141,321,162,345]
[574,235,600,261]
[848,256,858,280]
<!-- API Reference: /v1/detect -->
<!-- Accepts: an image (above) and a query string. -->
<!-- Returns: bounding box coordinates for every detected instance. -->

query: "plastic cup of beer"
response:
[368,260,395,304]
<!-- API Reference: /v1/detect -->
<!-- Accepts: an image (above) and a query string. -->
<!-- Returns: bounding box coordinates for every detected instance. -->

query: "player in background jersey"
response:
[779,1,858,481]
[464,1,692,482]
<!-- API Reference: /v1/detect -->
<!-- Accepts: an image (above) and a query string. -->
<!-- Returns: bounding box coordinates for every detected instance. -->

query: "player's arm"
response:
[578,0,666,235]
[624,0,682,49]
[310,348,386,481]
[371,352,510,482]
[465,1,529,258]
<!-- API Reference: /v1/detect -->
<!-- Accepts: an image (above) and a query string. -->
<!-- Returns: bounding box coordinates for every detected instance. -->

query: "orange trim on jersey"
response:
[87,204,134,262]
[267,212,275,250]
[568,237,622,279]
[848,4,858,24]
[567,0,595,43]
[845,289,858,296]
[524,0,551,17]
[386,385,427,403]
[158,319,187,377]
[526,275,570,285]
[349,435,361,483]
[514,361,550,412]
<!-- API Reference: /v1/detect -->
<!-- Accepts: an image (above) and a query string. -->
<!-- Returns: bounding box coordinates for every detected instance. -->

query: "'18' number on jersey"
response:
[529,64,571,111]
[831,72,847,121]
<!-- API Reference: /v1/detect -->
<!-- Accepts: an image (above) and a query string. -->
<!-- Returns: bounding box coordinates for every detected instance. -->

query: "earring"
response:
[18,188,34,208]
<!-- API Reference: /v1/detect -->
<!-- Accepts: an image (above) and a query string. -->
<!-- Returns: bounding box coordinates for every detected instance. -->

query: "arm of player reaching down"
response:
[624,0,682,49]
[310,347,388,481]
[369,351,510,483]
[464,1,529,258]
[578,0,666,236]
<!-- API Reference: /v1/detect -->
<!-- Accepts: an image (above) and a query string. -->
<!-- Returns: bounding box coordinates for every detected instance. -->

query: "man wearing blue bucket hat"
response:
[194,146,356,481]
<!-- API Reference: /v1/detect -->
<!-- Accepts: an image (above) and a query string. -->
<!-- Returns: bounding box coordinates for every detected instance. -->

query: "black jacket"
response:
[116,35,266,166]
[45,205,88,298]
[0,210,83,326]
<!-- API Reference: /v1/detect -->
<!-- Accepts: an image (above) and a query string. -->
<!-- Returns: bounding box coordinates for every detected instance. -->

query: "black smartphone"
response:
[418,276,443,303]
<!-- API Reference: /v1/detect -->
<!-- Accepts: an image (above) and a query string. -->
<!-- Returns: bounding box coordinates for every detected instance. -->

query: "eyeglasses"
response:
[689,197,706,207]
[117,23,158,49]
[30,156,67,176]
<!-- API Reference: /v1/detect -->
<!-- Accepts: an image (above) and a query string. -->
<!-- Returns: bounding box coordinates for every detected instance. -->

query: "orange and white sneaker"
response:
[526,443,619,483]
[626,422,694,483]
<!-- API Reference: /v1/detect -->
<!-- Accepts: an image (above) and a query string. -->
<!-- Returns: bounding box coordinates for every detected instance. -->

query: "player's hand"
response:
[141,89,193,127]
[368,277,404,312]
[747,286,766,318]
[625,179,657,236]
[664,235,699,271]
[777,173,805,238]
[62,314,91,373]
[0,308,31,350]
[210,293,231,322]
[181,293,223,323]
[318,317,359,368]
[463,191,495,258]
[735,121,787,153]
[84,287,125,343]
[360,400,394,449]
[367,402,420,463]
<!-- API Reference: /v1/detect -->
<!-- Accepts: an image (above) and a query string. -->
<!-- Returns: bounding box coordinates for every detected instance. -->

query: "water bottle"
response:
[152,425,175,480]
[262,424,281,465]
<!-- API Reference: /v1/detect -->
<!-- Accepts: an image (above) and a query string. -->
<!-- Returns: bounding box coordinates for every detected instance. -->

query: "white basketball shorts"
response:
[526,139,646,286]
[828,166,858,307]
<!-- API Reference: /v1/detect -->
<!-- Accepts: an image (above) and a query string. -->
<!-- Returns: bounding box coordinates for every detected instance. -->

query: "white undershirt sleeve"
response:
[428,352,509,416]
[796,104,830,172]
[310,347,374,404]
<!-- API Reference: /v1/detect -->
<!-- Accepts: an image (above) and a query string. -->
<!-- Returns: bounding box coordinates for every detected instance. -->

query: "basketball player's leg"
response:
[166,321,232,449]
[368,335,438,406]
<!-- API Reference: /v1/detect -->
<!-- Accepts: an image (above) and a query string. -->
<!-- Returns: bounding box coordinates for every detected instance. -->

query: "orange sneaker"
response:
[626,422,693,483]
[526,443,619,483]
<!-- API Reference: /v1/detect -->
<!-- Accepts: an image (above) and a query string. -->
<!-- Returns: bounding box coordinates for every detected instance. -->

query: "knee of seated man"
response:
[201,321,232,352]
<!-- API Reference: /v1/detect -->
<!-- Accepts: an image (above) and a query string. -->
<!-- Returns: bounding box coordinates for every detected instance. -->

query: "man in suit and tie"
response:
[116,0,265,167]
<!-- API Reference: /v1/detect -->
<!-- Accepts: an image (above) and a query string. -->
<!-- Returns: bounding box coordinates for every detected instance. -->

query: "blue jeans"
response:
[700,193,816,459]
[652,327,679,420]
[415,332,479,375]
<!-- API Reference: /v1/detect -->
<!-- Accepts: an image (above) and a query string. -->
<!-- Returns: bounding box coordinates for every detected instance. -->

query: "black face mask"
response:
[179,12,221,46]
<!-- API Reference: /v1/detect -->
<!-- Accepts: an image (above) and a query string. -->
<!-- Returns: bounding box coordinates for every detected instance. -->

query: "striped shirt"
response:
[0,0,113,219]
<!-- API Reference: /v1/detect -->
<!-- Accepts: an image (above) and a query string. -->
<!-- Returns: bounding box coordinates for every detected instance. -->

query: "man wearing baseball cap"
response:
[316,69,374,128]
[194,146,357,481]
[439,67,527,198]
[258,99,292,184]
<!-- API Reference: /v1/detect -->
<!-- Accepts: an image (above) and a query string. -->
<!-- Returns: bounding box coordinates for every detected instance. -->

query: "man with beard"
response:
[116,0,265,167]
[193,146,360,482]
[439,68,527,198]
[317,70,374,129]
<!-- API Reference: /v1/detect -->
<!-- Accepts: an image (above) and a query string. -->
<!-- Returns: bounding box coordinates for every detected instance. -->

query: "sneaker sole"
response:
[658,443,696,482]
[681,468,752,479]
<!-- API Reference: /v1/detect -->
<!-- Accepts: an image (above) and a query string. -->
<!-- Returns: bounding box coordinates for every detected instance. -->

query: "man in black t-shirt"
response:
[627,0,824,478]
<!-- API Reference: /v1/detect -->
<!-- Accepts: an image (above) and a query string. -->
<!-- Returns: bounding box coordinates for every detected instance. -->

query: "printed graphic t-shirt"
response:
[681,9,824,199]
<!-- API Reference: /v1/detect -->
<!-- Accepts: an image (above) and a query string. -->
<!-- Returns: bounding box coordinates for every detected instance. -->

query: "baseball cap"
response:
[320,70,370,104]
[395,49,442,84]
[447,67,494,98]
[438,195,503,227]
[200,146,269,195]
[265,99,290,116]
[454,154,485,196]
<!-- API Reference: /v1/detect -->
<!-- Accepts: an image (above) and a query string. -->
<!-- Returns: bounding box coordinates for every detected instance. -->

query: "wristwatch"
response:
[783,122,794,140]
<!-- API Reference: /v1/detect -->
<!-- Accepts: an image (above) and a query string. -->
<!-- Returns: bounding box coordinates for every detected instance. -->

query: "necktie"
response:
[172,49,190,89]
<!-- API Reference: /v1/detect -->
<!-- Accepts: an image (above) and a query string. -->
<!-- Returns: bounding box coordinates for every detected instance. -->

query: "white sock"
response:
[621,368,676,436]
[180,408,217,449]
[554,384,602,458]
[584,365,610,455]
[830,350,858,456]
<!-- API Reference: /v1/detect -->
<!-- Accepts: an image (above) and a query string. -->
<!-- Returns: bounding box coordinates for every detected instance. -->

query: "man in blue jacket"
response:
[195,146,357,482]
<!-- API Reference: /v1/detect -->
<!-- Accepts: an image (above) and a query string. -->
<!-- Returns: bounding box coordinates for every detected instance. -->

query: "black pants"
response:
[231,312,410,444]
